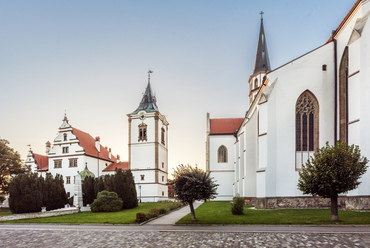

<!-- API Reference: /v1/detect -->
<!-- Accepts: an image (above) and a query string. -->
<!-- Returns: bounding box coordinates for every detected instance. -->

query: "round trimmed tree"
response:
[298,141,368,220]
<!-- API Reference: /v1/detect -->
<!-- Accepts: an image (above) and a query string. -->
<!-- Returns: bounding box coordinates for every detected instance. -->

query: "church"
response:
[26,73,169,202]
[206,0,370,209]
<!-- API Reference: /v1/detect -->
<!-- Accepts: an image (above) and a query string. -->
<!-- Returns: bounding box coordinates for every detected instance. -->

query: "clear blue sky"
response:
[0,0,356,173]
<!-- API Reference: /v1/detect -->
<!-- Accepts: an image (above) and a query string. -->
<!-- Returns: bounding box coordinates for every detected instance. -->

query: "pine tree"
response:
[82,176,95,206]
[122,170,138,209]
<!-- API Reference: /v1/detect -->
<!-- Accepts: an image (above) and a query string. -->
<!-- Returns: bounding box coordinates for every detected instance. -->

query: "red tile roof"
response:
[209,118,244,135]
[103,161,129,172]
[326,0,361,43]
[33,153,49,171]
[72,127,116,162]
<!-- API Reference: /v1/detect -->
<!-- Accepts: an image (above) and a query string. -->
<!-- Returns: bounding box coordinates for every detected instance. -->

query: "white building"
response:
[26,73,168,202]
[207,0,370,209]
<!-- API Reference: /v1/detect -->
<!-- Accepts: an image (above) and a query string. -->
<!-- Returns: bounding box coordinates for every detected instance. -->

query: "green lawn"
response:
[177,201,370,225]
[3,202,175,224]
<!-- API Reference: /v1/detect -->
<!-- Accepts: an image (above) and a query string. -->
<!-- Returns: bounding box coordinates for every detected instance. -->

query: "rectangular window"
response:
[69,159,78,167]
[140,174,145,181]
[161,128,165,145]
[138,124,147,141]
[54,160,62,168]
[162,162,164,169]
[62,147,69,153]
[66,176,71,184]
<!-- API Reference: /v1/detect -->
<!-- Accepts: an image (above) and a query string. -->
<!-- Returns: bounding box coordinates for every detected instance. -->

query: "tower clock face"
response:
[139,111,146,120]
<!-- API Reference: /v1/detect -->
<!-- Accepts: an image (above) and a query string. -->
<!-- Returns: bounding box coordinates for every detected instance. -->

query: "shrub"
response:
[136,212,149,223]
[148,208,159,218]
[158,207,169,215]
[91,190,123,212]
[231,196,244,215]
[169,202,181,210]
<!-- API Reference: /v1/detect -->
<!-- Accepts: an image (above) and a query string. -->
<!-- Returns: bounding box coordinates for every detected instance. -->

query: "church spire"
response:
[130,70,159,114]
[253,11,271,74]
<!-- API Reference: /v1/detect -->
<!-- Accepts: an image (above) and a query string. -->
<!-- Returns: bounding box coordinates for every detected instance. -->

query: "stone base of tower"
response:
[136,183,169,203]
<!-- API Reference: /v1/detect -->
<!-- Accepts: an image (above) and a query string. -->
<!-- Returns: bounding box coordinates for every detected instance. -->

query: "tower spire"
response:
[253,11,271,74]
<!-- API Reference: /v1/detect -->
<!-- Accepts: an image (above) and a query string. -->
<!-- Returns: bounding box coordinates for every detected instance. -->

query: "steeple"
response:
[131,70,159,114]
[253,12,271,74]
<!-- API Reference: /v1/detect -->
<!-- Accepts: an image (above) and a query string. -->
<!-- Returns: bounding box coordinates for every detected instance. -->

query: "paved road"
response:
[1,224,370,247]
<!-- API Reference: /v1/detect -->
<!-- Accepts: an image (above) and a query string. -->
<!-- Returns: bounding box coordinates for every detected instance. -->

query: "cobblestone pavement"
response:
[1,227,370,248]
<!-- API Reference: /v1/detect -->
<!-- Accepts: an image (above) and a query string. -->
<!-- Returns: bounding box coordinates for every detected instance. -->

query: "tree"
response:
[171,164,218,220]
[82,176,96,206]
[0,139,24,193]
[298,141,368,220]
[121,169,138,209]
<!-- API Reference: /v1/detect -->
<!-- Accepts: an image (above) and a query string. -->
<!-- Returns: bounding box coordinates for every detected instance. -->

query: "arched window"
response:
[295,90,319,169]
[254,78,258,89]
[218,145,228,163]
[63,133,67,141]
[161,127,165,145]
[138,123,147,142]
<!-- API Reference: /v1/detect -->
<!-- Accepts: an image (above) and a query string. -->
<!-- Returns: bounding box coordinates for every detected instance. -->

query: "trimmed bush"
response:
[149,208,159,218]
[231,196,244,215]
[136,212,149,223]
[158,207,169,215]
[91,190,123,212]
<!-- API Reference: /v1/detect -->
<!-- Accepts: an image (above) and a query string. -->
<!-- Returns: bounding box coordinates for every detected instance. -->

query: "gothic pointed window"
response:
[295,91,319,169]
[138,123,147,142]
[218,145,228,163]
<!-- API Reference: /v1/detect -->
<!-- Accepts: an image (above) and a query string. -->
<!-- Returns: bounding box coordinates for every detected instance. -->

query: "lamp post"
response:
[139,185,141,203]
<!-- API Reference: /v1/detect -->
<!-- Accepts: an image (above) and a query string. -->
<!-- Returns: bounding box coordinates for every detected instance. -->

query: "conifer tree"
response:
[82,176,95,206]
[122,170,138,209]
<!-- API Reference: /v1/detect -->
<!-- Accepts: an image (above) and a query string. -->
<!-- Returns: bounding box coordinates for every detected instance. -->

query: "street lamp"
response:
[139,185,141,203]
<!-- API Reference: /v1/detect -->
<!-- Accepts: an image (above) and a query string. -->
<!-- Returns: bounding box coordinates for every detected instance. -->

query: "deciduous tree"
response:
[171,164,218,220]
[0,139,24,193]
[298,141,368,220]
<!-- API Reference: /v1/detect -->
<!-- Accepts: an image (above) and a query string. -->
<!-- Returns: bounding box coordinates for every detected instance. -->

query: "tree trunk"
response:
[189,201,196,220]
[330,195,339,221]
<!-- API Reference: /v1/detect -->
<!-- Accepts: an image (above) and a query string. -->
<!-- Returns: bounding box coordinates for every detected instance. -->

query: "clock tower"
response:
[127,70,169,202]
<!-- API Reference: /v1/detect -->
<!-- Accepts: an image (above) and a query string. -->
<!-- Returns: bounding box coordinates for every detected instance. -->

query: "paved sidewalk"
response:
[146,201,203,225]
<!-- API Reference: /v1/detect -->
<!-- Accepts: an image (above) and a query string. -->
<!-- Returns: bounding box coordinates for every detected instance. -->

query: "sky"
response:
[0,0,357,174]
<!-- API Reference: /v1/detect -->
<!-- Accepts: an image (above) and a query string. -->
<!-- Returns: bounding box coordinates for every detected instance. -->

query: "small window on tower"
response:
[254,78,258,89]
[162,176,164,182]
[63,133,67,141]
[161,128,165,145]
[322,64,327,71]
[138,123,147,142]
[162,162,164,169]
[140,174,145,181]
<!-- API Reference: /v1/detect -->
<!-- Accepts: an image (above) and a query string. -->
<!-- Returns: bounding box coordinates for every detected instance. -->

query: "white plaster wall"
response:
[130,144,155,170]
[265,42,335,197]
[209,135,235,200]
[256,172,266,197]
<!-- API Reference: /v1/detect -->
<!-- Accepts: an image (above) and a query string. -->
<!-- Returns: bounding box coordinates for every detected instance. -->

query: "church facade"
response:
[207,0,370,209]
[26,73,169,202]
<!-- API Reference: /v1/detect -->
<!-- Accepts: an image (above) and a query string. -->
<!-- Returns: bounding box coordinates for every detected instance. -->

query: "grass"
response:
[177,201,370,225]
[2,202,175,224]
[0,210,11,216]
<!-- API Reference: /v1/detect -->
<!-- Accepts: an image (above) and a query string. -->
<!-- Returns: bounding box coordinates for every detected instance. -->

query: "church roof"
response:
[327,0,362,43]
[253,16,271,74]
[71,127,116,162]
[103,161,129,172]
[209,118,244,135]
[33,153,49,172]
[130,82,159,114]
[79,164,95,180]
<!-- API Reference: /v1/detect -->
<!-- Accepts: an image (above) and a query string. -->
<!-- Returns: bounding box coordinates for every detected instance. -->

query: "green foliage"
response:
[9,173,43,213]
[171,164,218,220]
[298,141,368,220]
[171,164,218,203]
[135,202,182,223]
[119,169,138,209]
[231,196,244,215]
[298,141,368,198]
[0,139,24,193]
[148,208,159,218]
[94,177,105,196]
[82,176,95,206]
[9,172,67,213]
[91,190,123,212]
[136,212,149,223]
[158,207,169,215]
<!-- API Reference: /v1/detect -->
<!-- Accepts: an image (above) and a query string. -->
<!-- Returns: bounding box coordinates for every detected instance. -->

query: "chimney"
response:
[95,136,100,152]
[109,148,112,159]
[116,155,120,164]
[45,141,51,154]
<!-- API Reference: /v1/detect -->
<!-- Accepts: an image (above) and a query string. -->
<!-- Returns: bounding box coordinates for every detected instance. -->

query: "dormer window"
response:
[63,133,67,141]
[138,123,147,142]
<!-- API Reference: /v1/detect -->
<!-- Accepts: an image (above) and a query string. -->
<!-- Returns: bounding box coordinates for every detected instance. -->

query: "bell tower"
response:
[249,11,271,104]
[127,70,169,202]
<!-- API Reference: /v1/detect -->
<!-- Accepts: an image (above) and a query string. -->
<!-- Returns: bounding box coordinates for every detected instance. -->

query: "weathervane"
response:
[148,69,153,83]
[260,11,264,20]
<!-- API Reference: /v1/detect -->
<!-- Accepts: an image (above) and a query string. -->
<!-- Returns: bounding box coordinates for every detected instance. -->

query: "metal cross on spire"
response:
[148,69,153,84]
[260,11,264,20]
